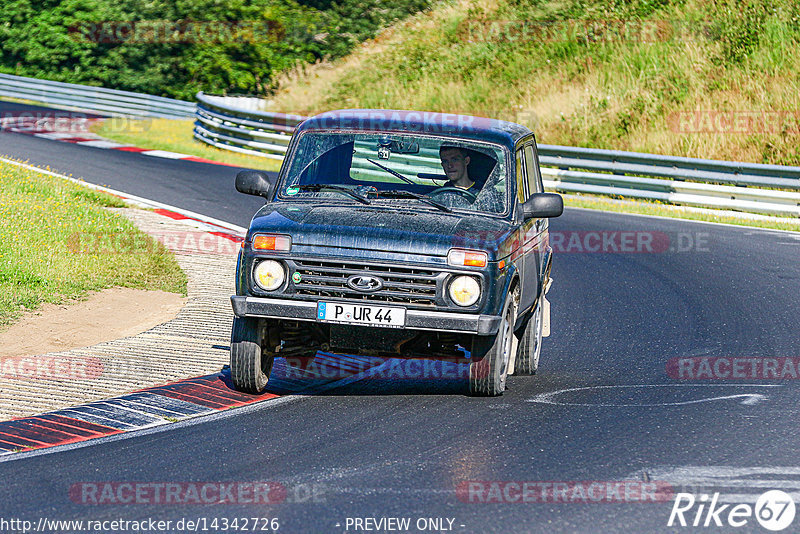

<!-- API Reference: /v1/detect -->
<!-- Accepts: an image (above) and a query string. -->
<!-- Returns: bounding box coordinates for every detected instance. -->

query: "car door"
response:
[512,140,532,315]
[518,140,546,314]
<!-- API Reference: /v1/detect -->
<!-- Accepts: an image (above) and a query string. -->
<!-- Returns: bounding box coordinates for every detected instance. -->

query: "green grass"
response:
[268,0,800,167]
[92,118,283,172]
[563,193,800,232]
[0,158,187,328]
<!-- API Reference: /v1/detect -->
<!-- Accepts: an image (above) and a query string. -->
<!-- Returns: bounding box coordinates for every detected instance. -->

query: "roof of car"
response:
[295,109,532,147]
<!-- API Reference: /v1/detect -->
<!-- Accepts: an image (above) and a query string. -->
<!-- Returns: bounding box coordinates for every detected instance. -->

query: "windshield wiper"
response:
[366,158,416,186]
[377,190,452,213]
[292,184,370,205]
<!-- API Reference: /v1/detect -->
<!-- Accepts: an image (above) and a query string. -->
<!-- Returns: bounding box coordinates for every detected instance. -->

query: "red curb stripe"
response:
[21,418,112,438]
[112,146,148,153]
[156,389,247,409]
[10,123,242,166]
[62,137,100,143]
[153,208,189,221]
[4,421,83,442]
[0,431,53,448]
[155,380,277,408]
[210,231,244,243]
[1,373,279,455]
[0,438,37,450]
[0,420,97,443]
[37,414,121,435]
[151,210,242,240]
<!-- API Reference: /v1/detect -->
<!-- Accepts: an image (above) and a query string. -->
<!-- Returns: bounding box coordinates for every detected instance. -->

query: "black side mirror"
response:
[522,193,563,219]
[235,170,273,198]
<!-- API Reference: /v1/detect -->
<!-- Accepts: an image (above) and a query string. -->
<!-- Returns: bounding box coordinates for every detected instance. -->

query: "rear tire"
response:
[230,317,274,393]
[515,296,543,375]
[469,289,518,396]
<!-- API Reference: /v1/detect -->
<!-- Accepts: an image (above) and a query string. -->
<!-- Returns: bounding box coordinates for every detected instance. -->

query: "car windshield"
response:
[279,132,509,214]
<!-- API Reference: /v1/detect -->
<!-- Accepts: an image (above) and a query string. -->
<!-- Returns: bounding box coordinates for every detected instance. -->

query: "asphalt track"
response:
[2,114,800,533]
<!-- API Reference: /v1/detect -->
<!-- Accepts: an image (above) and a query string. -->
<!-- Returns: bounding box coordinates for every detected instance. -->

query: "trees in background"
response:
[0,0,431,100]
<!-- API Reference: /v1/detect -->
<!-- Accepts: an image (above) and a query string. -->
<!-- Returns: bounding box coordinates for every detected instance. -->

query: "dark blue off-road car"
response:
[230,110,562,396]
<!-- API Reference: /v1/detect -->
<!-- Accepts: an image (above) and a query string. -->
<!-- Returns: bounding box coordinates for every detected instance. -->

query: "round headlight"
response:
[449,276,481,307]
[253,260,285,291]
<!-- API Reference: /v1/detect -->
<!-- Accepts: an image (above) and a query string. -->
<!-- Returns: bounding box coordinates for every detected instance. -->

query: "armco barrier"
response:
[0,73,195,119]
[191,95,800,217]
[193,92,302,160]
[1,75,796,217]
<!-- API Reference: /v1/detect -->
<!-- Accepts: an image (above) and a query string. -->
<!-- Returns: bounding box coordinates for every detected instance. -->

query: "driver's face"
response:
[440,149,470,184]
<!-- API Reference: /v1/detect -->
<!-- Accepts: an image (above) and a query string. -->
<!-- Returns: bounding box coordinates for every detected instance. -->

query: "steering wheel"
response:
[426,186,478,203]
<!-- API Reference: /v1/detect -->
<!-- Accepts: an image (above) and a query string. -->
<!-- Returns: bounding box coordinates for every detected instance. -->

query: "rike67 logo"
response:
[668,490,796,531]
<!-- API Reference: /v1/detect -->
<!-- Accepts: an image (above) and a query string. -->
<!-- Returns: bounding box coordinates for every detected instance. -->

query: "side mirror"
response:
[235,170,273,198]
[522,193,563,219]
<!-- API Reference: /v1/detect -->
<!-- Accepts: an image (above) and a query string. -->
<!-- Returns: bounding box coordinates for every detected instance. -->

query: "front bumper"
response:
[230,296,501,335]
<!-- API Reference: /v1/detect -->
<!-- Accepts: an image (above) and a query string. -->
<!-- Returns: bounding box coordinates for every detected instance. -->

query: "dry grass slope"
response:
[266,0,800,166]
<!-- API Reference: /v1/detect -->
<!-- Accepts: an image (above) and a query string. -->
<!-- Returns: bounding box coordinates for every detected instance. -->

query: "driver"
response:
[438,145,504,212]
[439,146,476,191]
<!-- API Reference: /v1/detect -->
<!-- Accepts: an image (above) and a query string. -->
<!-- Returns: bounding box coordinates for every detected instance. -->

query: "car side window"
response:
[515,148,527,204]
[524,143,542,194]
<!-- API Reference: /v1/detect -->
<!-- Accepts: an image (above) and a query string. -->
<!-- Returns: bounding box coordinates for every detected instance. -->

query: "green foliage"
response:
[0,0,431,99]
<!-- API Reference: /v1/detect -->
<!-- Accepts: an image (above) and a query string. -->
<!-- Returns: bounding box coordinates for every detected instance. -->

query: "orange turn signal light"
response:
[447,249,488,268]
[252,234,292,251]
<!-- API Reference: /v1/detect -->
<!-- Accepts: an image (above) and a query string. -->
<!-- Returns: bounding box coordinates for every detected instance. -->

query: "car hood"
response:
[247,204,516,260]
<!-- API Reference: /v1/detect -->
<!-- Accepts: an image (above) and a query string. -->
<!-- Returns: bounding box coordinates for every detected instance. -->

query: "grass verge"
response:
[268,0,800,167]
[92,118,283,172]
[0,158,187,328]
[563,193,800,232]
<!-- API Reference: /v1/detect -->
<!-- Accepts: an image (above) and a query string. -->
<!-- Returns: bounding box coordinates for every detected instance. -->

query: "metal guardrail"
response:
[193,92,302,160]
[192,97,800,217]
[0,73,195,119]
[5,75,794,216]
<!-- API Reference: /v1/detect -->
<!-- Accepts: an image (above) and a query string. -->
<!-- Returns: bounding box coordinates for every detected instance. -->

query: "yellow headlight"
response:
[449,276,481,307]
[254,260,285,291]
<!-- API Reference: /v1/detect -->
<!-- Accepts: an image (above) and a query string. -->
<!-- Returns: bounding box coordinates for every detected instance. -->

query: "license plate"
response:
[316,302,406,328]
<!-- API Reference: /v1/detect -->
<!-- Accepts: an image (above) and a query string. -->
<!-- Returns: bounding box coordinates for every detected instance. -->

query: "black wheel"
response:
[469,289,518,396]
[230,317,274,393]
[515,296,543,375]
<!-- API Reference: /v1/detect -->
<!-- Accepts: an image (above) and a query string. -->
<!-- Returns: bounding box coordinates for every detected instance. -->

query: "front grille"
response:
[291,259,442,307]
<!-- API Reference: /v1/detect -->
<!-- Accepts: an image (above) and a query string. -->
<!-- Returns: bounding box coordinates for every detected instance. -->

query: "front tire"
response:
[515,296,543,375]
[469,289,518,396]
[230,317,274,393]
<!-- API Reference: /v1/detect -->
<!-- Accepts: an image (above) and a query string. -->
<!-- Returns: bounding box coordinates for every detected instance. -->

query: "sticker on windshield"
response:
[286,185,300,196]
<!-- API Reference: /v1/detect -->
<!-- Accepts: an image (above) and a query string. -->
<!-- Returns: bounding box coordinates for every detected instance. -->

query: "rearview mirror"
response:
[522,193,563,219]
[235,170,273,198]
